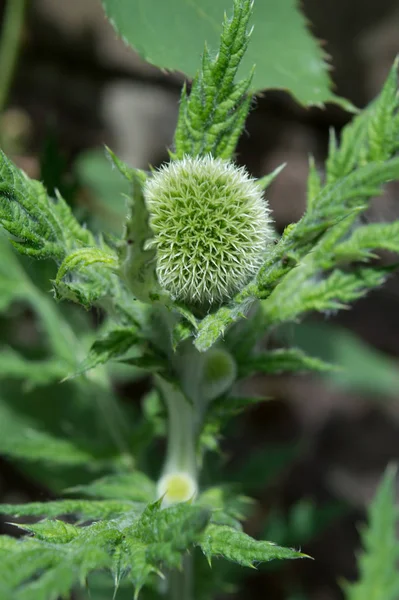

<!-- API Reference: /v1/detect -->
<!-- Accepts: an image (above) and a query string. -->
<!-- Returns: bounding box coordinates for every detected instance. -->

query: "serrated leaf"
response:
[0,151,94,260]
[195,296,255,352]
[199,523,308,566]
[172,0,253,160]
[101,0,351,108]
[343,465,399,600]
[55,247,118,286]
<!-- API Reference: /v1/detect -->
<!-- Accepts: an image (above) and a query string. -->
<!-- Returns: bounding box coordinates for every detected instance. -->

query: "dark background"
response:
[0,1,399,599]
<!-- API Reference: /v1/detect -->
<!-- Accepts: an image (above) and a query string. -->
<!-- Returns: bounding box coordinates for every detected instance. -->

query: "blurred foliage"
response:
[101,0,353,108]
[291,321,399,397]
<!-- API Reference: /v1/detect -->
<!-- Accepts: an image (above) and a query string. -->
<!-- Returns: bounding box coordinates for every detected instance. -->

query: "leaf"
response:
[343,465,399,600]
[101,0,351,108]
[69,327,140,378]
[326,58,399,184]
[0,398,104,466]
[55,247,118,286]
[0,151,95,260]
[0,348,67,388]
[195,296,255,352]
[292,321,399,397]
[238,347,338,378]
[119,167,160,304]
[0,499,139,520]
[199,523,308,567]
[66,472,156,503]
[172,0,253,160]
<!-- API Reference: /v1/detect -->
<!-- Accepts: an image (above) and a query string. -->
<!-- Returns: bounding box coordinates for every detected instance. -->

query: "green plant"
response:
[0,0,398,599]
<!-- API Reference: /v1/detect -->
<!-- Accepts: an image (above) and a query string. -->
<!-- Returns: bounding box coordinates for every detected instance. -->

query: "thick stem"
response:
[0,0,27,114]
[155,374,198,505]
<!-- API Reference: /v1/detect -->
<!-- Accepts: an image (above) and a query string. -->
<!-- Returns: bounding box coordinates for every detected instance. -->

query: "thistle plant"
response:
[0,0,399,599]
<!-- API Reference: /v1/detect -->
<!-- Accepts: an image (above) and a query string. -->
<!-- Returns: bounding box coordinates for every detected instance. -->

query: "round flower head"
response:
[144,156,274,307]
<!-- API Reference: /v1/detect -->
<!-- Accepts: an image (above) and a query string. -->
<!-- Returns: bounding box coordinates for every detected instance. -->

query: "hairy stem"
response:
[0,0,27,113]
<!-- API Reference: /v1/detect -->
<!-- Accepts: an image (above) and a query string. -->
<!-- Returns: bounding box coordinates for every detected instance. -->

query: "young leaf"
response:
[172,0,253,160]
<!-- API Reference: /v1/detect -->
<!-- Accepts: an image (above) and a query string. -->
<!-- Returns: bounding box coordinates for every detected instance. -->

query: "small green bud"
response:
[144,156,274,307]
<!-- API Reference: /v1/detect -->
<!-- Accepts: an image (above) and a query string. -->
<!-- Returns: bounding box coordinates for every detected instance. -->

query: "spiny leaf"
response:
[326,58,399,184]
[257,163,286,191]
[261,263,393,327]
[199,523,308,567]
[194,295,255,352]
[343,465,399,600]
[0,151,94,260]
[55,247,118,285]
[15,520,80,543]
[172,0,253,160]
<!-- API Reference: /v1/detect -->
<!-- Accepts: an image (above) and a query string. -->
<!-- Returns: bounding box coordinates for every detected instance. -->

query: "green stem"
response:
[0,0,27,113]
[168,555,193,600]
[155,374,197,478]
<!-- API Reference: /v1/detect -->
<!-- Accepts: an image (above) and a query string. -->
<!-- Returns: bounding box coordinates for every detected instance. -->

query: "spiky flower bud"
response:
[144,156,274,307]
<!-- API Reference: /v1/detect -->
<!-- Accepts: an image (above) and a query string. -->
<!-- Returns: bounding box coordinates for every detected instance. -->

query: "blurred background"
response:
[0,0,398,599]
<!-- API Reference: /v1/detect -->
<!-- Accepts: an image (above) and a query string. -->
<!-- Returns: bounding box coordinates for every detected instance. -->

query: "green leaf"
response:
[194,296,255,352]
[172,0,253,160]
[238,347,338,378]
[119,167,160,304]
[199,523,308,567]
[55,247,118,286]
[292,321,399,397]
[74,148,130,235]
[0,499,139,520]
[343,465,399,600]
[66,472,156,503]
[101,0,351,108]
[0,348,67,388]
[0,398,104,466]
[326,58,399,184]
[0,150,94,260]
[69,327,140,378]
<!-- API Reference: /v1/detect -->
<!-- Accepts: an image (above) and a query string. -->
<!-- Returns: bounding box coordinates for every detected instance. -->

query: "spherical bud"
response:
[144,156,274,307]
